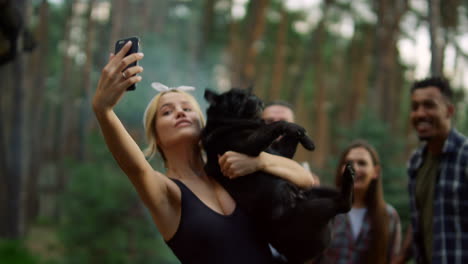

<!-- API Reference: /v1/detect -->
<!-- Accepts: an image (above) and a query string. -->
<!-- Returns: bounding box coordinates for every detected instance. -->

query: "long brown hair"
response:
[335,140,389,264]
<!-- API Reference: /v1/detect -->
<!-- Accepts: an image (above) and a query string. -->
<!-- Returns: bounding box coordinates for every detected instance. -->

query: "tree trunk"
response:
[51,0,76,222]
[428,0,445,76]
[110,0,125,45]
[140,0,153,32]
[7,57,26,238]
[371,0,408,126]
[268,7,288,101]
[290,0,334,169]
[238,0,270,87]
[24,0,49,231]
[227,0,242,88]
[78,0,97,160]
[154,0,170,33]
[0,64,12,237]
[2,0,28,239]
[310,21,329,169]
[339,23,374,125]
[196,0,216,63]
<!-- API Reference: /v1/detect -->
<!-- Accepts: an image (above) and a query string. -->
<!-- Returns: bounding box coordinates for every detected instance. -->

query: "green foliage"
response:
[453,88,468,135]
[0,239,40,264]
[58,134,178,264]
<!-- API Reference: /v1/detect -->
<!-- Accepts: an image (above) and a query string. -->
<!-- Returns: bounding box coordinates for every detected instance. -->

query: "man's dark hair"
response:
[265,100,295,111]
[411,76,453,101]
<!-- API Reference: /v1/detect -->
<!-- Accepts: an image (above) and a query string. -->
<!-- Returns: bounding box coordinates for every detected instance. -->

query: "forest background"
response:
[1,0,468,263]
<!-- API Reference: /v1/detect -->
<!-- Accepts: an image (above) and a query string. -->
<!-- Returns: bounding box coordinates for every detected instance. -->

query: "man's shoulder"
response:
[446,129,468,157]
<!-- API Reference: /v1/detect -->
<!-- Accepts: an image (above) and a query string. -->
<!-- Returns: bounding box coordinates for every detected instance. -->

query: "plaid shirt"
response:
[408,128,468,264]
[318,204,401,264]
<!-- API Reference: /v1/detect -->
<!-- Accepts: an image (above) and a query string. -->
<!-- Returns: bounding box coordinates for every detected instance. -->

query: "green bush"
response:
[0,239,40,264]
[58,134,177,264]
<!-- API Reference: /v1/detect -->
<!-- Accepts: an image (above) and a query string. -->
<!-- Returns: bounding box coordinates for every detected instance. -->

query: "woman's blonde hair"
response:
[143,89,205,163]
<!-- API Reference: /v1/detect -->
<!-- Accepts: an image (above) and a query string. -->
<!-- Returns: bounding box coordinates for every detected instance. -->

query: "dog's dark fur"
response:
[201,88,354,263]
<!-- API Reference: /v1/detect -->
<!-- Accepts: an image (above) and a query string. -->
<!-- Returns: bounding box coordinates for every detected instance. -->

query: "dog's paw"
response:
[284,124,315,151]
[343,162,355,186]
[337,162,355,213]
[299,136,315,151]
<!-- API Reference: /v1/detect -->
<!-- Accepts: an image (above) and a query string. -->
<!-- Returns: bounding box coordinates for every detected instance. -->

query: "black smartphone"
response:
[114,36,140,91]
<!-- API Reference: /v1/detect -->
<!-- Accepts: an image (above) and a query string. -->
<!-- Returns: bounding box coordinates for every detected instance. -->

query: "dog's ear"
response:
[204,89,219,104]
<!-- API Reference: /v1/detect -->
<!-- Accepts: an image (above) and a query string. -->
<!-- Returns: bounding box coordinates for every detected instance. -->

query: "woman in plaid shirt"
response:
[315,140,402,264]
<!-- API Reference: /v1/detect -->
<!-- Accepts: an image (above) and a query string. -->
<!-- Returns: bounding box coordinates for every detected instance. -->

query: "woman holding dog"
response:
[314,140,402,264]
[92,41,316,264]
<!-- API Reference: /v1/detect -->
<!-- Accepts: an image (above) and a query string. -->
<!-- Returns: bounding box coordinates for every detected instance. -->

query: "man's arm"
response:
[218,151,317,188]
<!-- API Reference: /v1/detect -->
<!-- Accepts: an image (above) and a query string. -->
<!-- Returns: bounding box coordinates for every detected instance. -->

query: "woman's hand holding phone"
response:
[92,40,144,113]
[114,36,140,91]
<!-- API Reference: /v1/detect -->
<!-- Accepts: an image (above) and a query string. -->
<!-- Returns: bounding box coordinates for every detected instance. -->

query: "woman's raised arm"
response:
[92,41,172,209]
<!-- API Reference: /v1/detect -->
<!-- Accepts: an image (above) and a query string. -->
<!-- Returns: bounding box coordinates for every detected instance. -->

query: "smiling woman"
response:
[314,140,402,264]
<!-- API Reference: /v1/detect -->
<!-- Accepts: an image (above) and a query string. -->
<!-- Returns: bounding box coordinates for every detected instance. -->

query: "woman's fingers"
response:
[115,40,133,59]
[120,75,142,90]
[121,66,144,80]
[116,52,144,73]
[101,51,143,88]
[105,41,142,77]
[93,42,143,112]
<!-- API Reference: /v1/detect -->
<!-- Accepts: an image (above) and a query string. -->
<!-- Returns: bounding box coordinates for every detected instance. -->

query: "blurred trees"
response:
[58,135,174,264]
[1,0,30,239]
[0,0,467,262]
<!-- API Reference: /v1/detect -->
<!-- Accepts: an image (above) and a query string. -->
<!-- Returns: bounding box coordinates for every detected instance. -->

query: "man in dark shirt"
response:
[392,77,468,264]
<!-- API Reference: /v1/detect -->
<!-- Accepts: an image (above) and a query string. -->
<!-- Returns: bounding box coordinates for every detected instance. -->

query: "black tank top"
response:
[166,179,273,264]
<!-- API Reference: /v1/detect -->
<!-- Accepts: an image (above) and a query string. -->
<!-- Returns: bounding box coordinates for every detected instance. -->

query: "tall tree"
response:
[268,6,288,101]
[0,64,12,237]
[428,0,445,76]
[371,0,408,126]
[309,16,330,169]
[52,0,76,221]
[3,0,28,239]
[110,0,125,45]
[196,0,217,63]
[154,0,170,33]
[339,23,374,125]
[238,0,270,87]
[227,0,242,88]
[24,0,50,230]
[289,0,335,169]
[140,0,154,32]
[78,0,98,160]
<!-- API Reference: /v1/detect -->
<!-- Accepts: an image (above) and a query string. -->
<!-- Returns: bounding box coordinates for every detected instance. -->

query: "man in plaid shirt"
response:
[393,77,468,264]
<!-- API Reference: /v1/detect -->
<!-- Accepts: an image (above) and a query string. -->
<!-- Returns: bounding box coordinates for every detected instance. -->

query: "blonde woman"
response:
[92,41,315,263]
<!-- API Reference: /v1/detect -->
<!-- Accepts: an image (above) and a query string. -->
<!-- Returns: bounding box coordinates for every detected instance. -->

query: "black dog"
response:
[201,88,354,263]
